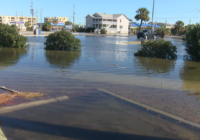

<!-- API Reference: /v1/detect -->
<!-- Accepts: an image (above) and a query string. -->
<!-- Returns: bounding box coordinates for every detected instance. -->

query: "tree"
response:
[42,21,52,31]
[25,22,30,28]
[0,24,27,48]
[44,30,81,51]
[52,19,57,31]
[134,40,177,59]
[175,21,184,36]
[183,24,200,61]
[65,21,72,25]
[135,8,150,32]
[156,26,171,38]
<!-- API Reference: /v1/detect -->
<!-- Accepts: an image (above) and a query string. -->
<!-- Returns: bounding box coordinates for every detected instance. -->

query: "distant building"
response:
[44,17,68,23]
[85,13,130,34]
[0,15,37,26]
[156,22,175,28]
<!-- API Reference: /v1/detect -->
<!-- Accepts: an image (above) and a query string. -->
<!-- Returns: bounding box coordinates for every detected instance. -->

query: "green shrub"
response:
[85,27,95,33]
[27,26,33,31]
[42,21,52,31]
[183,24,200,61]
[0,24,28,48]
[100,28,107,34]
[44,30,81,51]
[156,26,171,38]
[134,39,177,59]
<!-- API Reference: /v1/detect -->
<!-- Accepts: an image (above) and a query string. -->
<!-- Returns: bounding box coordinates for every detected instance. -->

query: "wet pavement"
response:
[1,92,200,140]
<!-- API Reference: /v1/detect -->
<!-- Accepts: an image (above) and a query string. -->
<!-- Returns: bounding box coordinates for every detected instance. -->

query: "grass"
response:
[0,93,15,105]
[17,92,44,99]
[0,92,44,105]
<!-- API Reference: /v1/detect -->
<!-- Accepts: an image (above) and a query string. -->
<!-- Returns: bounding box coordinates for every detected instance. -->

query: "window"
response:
[120,26,123,29]
[120,19,121,23]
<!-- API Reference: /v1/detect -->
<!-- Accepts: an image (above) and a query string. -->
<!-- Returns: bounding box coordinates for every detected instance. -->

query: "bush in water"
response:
[0,24,28,48]
[44,30,81,51]
[134,39,177,59]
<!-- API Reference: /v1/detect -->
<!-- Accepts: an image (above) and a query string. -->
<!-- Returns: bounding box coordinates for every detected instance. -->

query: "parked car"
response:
[137,29,157,39]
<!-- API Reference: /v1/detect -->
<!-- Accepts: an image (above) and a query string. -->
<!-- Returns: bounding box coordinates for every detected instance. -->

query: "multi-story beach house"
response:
[86,13,130,34]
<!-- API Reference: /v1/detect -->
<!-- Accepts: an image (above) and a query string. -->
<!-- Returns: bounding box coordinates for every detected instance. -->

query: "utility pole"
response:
[197,9,200,24]
[40,9,42,30]
[73,4,75,29]
[16,11,17,26]
[30,1,34,27]
[151,0,155,31]
[36,9,38,28]
[189,19,191,25]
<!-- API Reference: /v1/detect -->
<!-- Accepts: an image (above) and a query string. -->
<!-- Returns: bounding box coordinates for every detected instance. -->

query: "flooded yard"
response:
[0,35,200,139]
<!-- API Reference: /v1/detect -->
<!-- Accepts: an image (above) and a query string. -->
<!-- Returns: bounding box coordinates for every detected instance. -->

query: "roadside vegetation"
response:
[156,26,171,38]
[134,40,177,59]
[42,21,52,31]
[44,30,81,51]
[100,28,107,34]
[183,24,200,61]
[0,24,27,48]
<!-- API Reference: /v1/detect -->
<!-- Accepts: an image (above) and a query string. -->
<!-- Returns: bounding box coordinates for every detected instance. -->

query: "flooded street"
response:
[1,35,200,139]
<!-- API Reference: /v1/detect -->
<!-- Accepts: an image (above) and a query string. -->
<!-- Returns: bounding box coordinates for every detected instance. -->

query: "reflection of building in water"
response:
[45,50,81,69]
[99,46,128,62]
[0,47,27,70]
[180,61,200,93]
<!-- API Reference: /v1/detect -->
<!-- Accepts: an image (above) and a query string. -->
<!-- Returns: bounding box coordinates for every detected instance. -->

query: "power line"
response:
[40,9,42,30]
[73,5,75,27]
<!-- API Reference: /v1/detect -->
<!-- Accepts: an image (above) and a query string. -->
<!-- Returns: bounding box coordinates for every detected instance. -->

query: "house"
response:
[157,22,175,29]
[85,13,130,34]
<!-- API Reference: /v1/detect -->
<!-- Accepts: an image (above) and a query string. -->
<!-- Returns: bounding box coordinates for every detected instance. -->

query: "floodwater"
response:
[1,35,200,139]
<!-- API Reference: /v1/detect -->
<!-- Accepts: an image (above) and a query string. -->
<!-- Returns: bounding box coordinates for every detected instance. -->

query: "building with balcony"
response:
[86,13,130,34]
[0,15,37,26]
[44,17,69,23]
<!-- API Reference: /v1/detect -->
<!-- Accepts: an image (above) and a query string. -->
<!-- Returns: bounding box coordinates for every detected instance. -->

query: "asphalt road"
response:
[0,92,200,140]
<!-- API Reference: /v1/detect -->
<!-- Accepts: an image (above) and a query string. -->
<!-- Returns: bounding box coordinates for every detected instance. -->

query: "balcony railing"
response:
[93,21,117,25]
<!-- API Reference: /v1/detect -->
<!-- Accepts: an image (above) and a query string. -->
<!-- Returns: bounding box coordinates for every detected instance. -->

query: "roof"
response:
[131,23,160,28]
[86,13,130,20]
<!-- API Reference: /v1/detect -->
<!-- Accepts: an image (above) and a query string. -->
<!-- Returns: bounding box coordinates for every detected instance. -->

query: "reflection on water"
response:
[134,56,175,74]
[180,61,200,93]
[0,47,27,70]
[45,50,81,69]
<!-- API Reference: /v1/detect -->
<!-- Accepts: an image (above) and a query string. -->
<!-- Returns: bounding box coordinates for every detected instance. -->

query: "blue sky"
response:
[1,0,200,25]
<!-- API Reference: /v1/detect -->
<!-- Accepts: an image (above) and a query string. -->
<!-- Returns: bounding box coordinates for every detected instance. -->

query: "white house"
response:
[85,13,130,34]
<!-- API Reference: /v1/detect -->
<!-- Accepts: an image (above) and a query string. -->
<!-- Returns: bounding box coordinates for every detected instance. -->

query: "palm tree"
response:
[52,19,57,31]
[156,26,171,38]
[135,8,150,32]
[175,20,184,36]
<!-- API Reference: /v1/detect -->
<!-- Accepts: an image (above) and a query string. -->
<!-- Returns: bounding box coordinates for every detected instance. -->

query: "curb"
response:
[98,89,200,129]
[0,96,69,114]
[0,127,7,140]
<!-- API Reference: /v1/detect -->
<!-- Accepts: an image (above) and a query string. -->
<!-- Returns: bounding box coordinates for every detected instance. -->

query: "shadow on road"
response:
[0,116,180,140]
